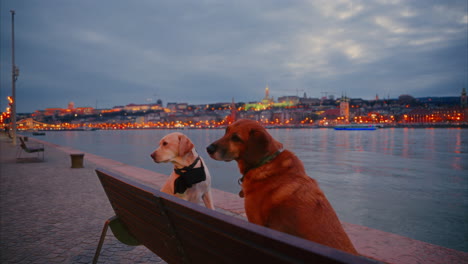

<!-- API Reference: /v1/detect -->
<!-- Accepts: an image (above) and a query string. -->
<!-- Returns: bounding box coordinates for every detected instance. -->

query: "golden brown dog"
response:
[206,119,357,254]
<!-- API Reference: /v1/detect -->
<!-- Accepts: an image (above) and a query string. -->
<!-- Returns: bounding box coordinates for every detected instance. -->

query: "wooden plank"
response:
[104,188,169,232]
[161,196,379,264]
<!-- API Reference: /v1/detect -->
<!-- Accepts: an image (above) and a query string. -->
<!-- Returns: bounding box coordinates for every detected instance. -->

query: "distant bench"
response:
[16,136,44,161]
[94,168,380,264]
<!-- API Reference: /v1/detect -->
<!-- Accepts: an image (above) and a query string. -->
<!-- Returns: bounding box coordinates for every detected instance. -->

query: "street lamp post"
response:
[10,10,19,145]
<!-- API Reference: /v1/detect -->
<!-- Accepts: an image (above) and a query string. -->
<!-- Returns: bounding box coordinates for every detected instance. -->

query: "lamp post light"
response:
[10,10,19,145]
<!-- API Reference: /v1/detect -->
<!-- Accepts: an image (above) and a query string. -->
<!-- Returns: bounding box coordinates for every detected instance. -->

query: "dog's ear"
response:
[244,128,280,165]
[248,128,268,150]
[248,128,282,152]
[178,134,194,156]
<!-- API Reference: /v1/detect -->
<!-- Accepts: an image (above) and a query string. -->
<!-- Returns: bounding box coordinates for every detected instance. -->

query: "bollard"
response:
[70,153,85,168]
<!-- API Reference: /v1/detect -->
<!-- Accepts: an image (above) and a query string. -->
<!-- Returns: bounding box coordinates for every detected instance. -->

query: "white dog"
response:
[150,132,215,209]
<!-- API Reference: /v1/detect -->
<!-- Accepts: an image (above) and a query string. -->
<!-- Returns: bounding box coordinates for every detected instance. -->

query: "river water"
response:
[32,128,468,252]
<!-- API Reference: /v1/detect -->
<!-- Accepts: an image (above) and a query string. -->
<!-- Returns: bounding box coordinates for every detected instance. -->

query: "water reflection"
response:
[402,128,410,158]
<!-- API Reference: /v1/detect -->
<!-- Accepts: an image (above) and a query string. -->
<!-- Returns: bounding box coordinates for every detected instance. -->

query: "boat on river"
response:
[334,124,378,130]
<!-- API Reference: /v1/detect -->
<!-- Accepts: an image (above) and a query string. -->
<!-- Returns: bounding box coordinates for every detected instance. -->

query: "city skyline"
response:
[1,1,467,113]
[26,88,468,114]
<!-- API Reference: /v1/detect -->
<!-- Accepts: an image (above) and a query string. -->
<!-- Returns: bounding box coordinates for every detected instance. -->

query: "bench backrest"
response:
[96,168,378,264]
[19,136,28,149]
[18,136,44,153]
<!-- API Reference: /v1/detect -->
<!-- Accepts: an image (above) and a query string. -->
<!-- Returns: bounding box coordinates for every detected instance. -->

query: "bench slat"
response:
[163,197,366,264]
[104,188,170,233]
[101,179,173,237]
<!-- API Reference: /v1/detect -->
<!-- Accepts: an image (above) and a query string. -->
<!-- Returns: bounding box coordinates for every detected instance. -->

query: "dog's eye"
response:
[162,141,168,146]
[231,134,241,142]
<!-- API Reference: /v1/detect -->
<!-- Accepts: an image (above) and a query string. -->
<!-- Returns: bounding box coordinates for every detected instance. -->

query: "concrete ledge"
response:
[30,137,468,264]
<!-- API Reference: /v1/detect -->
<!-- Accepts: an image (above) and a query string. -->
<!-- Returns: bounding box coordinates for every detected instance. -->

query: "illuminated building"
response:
[339,94,350,123]
[277,96,299,105]
[403,108,465,123]
[176,103,188,110]
[227,97,237,123]
[262,85,274,104]
[44,108,67,116]
[124,103,163,113]
[75,107,95,115]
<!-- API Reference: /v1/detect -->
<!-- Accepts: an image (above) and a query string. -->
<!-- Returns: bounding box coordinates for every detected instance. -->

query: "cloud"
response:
[462,14,468,24]
[0,0,466,112]
[313,0,365,20]
[374,16,411,34]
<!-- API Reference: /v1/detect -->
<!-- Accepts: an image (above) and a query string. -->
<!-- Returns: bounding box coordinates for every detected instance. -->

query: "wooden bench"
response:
[16,136,44,161]
[94,168,381,264]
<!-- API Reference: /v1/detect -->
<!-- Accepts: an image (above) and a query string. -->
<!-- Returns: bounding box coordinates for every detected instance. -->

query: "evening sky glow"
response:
[1,0,467,113]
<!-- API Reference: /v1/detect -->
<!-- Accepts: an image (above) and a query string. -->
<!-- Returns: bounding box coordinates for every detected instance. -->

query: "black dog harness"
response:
[173,156,206,194]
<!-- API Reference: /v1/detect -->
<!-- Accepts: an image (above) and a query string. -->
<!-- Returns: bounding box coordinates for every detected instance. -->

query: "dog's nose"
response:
[206,144,217,155]
[150,153,155,159]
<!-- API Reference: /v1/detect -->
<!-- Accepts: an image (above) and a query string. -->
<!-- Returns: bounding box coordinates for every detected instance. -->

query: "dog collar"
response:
[253,150,282,170]
[174,156,206,194]
[238,150,283,186]
[174,156,201,175]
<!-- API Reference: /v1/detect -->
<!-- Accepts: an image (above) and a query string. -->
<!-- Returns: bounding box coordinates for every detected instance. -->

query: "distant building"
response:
[323,108,340,120]
[299,97,321,106]
[404,107,465,123]
[124,103,163,113]
[167,102,177,112]
[278,96,299,105]
[176,103,188,110]
[227,98,237,123]
[124,104,149,112]
[417,96,459,106]
[44,108,65,116]
[350,98,365,106]
[101,107,123,114]
[75,107,94,115]
[339,95,350,123]
[262,85,274,104]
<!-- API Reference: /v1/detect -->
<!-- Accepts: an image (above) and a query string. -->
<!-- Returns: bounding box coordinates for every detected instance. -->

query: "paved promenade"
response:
[1,134,467,263]
[0,135,166,263]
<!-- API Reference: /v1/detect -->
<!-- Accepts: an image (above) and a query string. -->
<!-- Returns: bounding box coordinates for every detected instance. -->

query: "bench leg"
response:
[93,216,116,264]
[16,146,22,159]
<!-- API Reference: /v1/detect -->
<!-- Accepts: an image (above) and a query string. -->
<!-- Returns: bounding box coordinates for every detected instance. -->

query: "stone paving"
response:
[0,134,165,263]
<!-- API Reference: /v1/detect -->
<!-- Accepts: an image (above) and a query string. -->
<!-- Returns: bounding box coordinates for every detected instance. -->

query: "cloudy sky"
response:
[1,0,467,113]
